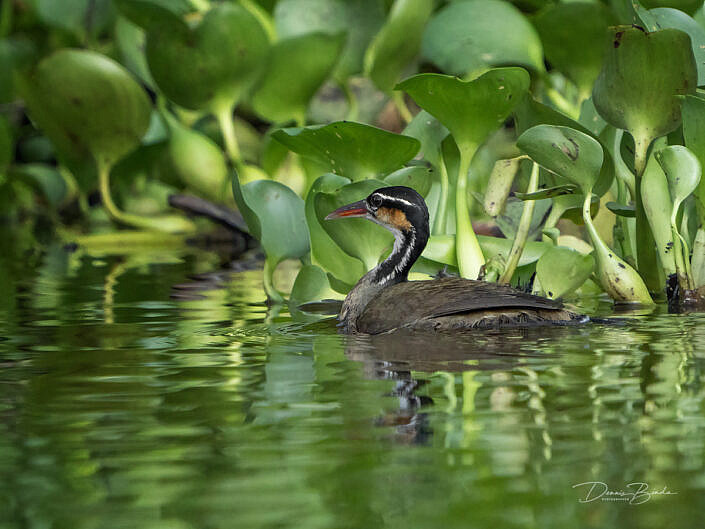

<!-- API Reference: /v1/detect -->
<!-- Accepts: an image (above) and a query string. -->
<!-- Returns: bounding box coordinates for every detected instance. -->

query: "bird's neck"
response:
[370,225,428,286]
[339,223,428,333]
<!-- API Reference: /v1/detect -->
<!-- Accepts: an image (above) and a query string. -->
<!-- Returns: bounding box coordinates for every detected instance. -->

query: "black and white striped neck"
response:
[370,224,429,287]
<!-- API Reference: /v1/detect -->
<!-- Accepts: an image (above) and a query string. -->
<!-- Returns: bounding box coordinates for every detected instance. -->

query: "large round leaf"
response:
[315,179,393,271]
[421,0,543,76]
[164,114,230,203]
[592,27,697,151]
[272,121,420,181]
[515,95,615,198]
[145,3,270,111]
[656,145,702,218]
[536,246,595,300]
[252,32,345,125]
[364,0,434,92]
[306,173,365,290]
[534,3,616,96]
[517,125,604,195]
[384,165,432,197]
[240,179,310,264]
[20,49,151,170]
[274,0,385,81]
[396,68,530,157]
[649,8,705,86]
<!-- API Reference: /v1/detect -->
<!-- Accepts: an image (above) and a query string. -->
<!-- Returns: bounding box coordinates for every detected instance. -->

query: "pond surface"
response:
[2,235,705,529]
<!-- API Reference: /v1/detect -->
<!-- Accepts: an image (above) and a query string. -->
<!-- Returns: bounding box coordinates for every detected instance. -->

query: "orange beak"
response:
[324,200,369,220]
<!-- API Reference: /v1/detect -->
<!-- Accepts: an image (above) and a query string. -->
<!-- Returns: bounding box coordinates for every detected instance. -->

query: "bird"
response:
[325,185,583,334]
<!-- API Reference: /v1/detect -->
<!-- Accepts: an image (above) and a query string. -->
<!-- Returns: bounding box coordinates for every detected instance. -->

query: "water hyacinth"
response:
[3,0,705,310]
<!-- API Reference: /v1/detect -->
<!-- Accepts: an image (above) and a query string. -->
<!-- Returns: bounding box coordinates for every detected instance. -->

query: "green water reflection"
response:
[1,237,705,528]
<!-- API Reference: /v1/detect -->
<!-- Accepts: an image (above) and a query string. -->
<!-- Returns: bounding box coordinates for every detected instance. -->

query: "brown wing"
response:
[356,277,565,334]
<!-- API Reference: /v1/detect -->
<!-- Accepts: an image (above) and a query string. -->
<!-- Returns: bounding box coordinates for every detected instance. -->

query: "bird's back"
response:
[355,277,580,334]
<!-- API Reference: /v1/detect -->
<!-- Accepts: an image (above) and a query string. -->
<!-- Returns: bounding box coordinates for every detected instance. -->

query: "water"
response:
[2,237,705,528]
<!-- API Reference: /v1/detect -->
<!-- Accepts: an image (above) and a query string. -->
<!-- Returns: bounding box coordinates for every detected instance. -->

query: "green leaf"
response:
[423,234,551,268]
[274,0,385,80]
[534,2,616,96]
[649,8,705,86]
[289,264,343,307]
[272,121,420,181]
[484,157,522,216]
[316,179,393,271]
[12,164,69,207]
[656,145,702,218]
[536,246,595,300]
[19,49,152,170]
[113,0,193,31]
[364,0,434,92]
[592,26,697,155]
[252,32,345,125]
[606,202,636,217]
[240,179,310,264]
[114,16,155,88]
[0,38,36,104]
[514,184,578,201]
[682,95,705,224]
[421,0,543,76]
[496,197,552,241]
[163,113,230,203]
[145,3,270,111]
[515,95,615,198]
[402,110,448,168]
[306,173,365,290]
[384,165,432,197]
[397,69,529,157]
[641,0,703,14]
[33,0,115,39]
[517,125,604,195]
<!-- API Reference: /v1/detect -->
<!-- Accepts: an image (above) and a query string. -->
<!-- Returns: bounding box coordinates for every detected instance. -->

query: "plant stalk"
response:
[499,162,539,284]
[342,80,359,122]
[455,146,485,279]
[98,161,193,232]
[215,104,241,164]
[633,133,662,292]
[392,91,413,124]
[671,224,690,292]
[0,0,13,38]
[433,149,449,235]
[263,258,284,304]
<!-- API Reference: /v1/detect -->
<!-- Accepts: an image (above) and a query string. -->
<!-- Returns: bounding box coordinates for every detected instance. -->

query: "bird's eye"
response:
[369,194,383,208]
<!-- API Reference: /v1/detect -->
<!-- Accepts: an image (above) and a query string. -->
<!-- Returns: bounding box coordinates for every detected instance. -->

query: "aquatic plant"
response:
[3,0,705,307]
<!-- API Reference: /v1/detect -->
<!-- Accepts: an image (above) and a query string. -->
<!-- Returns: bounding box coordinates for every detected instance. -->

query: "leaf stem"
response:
[215,104,241,164]
[98,161,192,232]
[433,149,449,235]
[633,133,662,292]
[455,147,485,279]
[392,91,413,124]
[499,162,539,284]
[342,80,359,122]
[0,0,12,38]
[263,258,284,303]
[544,85,579,120]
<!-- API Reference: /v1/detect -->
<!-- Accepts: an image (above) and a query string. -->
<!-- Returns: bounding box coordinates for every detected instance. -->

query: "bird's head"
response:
[324,186,429,238]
